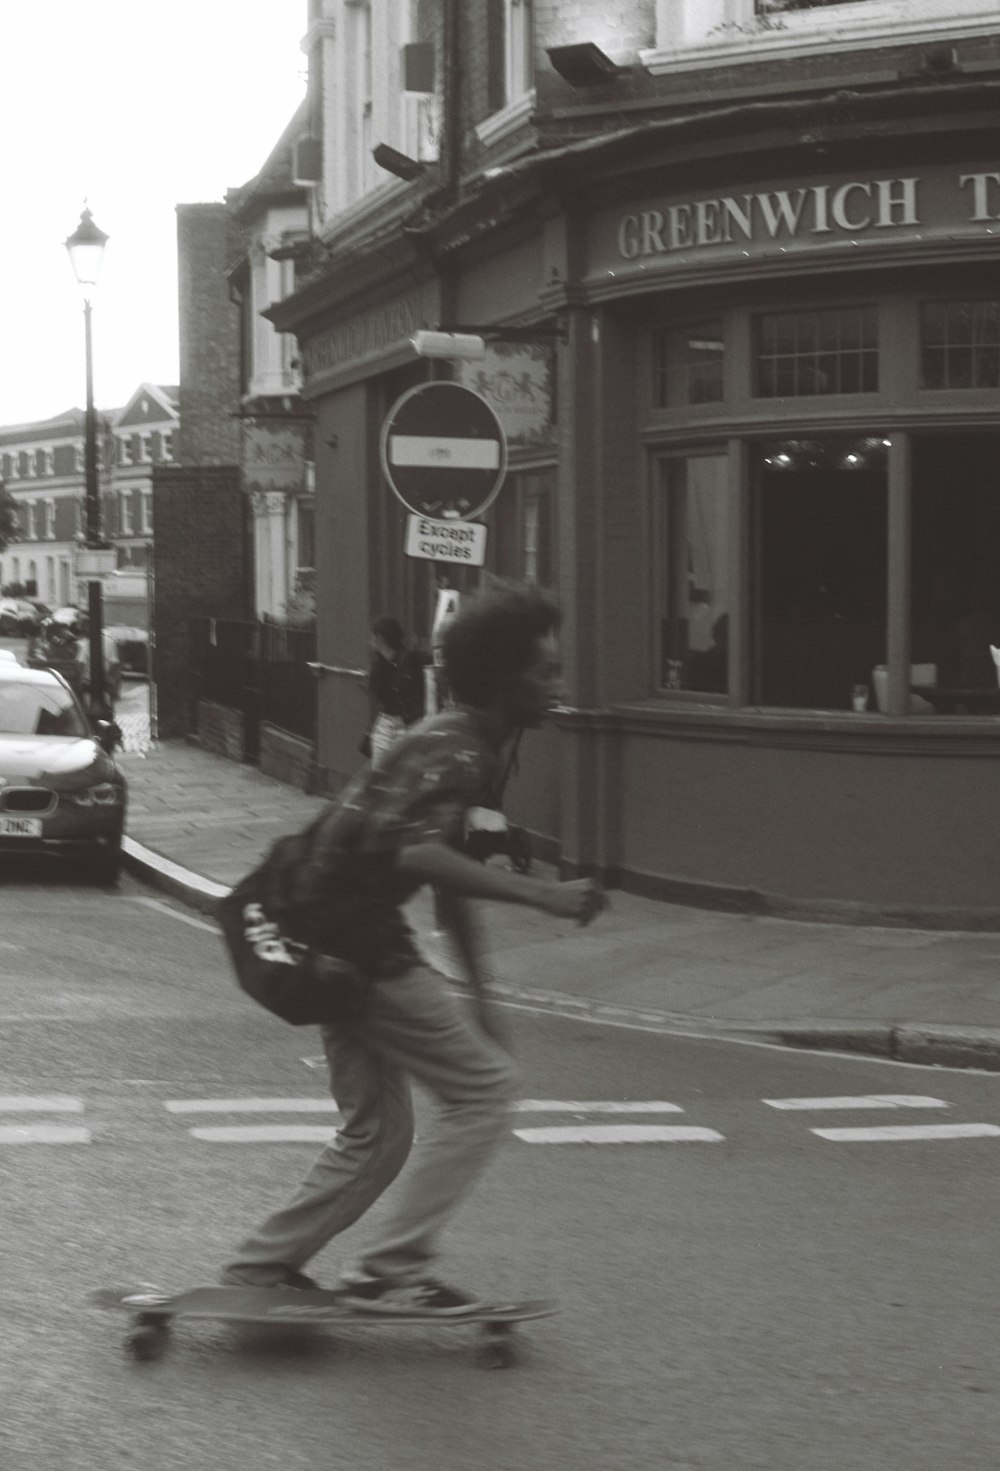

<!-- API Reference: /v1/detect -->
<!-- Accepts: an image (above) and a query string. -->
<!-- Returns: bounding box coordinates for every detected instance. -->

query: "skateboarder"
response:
[220,582,606,1314]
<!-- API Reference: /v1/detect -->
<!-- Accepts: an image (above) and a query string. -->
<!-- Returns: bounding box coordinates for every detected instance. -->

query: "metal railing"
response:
[190,617,317,757]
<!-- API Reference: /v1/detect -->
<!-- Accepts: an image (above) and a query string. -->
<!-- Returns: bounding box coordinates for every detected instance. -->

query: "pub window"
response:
[653,321,724,408]
[910,433,1000,697]
[919,301,1000,391]
[755,306,878,397]
[488,466,555,588]
[753,436,887,710]
[657,454,730,694]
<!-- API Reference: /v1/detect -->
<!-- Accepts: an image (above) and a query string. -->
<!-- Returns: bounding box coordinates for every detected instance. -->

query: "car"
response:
[25,618,123,704]
[0,650,126,882]
[0,598,40,635]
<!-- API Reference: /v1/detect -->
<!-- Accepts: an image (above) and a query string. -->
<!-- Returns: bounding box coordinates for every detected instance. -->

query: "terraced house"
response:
[232,0,1000,924]
[0,383,178,622]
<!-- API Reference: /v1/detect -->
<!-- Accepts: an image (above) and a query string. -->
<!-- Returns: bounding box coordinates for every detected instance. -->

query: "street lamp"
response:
[64,205,114,717]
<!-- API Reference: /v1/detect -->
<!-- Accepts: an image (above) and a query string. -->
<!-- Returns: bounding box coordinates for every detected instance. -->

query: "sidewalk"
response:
[118,737,1000,1072]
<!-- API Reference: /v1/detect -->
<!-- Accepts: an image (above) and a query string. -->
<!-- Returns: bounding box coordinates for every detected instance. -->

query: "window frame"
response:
[643,0,1000,77]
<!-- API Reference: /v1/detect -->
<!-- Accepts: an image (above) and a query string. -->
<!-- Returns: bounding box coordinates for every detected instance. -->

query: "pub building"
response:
[273,77,1000,926]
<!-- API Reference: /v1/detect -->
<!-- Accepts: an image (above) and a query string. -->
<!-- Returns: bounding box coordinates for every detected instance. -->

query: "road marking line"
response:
[0,1125,92,1144]
[165,1099,340,1114]
[130,897,220,933]
[0,1095,84,1112]
[763,1095,948,1111]
[513,1125,724,1144]
[189,1126,338,1143]
[812,1123,1000,1142]
[513,1100,684,1113]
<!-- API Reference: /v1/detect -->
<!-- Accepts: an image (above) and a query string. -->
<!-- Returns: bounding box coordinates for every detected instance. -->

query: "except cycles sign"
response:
[380,381,507,520]
[404,514,487,566]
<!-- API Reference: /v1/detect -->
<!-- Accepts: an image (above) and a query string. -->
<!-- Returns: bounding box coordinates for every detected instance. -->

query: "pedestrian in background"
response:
[366,615,426,765]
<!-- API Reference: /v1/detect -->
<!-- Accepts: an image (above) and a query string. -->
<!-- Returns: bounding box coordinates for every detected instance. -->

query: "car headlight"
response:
[64,782,122,807]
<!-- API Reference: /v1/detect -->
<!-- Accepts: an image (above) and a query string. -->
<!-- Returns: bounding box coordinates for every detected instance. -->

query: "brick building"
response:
[241,0,1000,923]
[154,124,313,742]
[0,383,178,621]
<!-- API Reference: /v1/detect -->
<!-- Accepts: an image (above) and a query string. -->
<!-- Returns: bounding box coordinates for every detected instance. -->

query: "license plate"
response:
[0,816,43,837]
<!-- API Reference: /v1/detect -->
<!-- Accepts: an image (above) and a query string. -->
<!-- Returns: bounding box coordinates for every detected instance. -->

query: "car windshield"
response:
[0,681,89,737]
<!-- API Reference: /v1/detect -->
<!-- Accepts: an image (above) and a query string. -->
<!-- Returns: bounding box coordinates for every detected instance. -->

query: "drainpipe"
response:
[441,0,461,204]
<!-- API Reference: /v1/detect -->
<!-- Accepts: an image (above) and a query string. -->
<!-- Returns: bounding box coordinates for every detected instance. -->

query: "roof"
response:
[0,383,179,444]
[228,98,311,221]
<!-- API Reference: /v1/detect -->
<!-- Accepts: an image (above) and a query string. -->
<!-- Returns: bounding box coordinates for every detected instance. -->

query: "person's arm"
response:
[432,887,513,1046]
[396,840,606,924]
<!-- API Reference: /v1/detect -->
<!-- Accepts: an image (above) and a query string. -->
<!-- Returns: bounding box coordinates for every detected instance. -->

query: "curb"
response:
[122,836,228,918]
[756,1022,1000,1073]
[121,836,1000,1072]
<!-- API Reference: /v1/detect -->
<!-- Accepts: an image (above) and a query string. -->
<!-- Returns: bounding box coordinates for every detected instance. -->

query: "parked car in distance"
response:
[0,598,43,635]
[25,617,123,704]
[0,649,126,882]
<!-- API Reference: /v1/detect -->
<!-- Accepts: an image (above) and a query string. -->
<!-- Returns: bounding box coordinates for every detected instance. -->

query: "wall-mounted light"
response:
[411,331,487,361]
[546,42,624,88]
[372,143,425,181]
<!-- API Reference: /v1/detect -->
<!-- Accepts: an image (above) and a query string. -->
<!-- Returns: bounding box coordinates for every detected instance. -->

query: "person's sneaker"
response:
[338,1276,485,1316]
[219,1267,319,1291]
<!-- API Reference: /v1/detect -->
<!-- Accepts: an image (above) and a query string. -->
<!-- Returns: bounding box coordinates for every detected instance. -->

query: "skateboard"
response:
[88,1284,557,1369]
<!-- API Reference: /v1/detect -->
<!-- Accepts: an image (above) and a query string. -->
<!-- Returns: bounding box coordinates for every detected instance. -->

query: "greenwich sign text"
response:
[616,171,1000,259]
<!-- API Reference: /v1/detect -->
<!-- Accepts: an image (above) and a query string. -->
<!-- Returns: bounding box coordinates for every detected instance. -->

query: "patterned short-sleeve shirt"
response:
[291,708,500,974]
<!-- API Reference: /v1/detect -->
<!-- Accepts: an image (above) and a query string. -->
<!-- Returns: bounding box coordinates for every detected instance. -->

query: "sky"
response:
[0,1,308,428]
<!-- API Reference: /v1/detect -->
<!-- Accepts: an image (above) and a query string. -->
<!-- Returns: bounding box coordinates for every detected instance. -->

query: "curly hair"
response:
[439,581,561,708]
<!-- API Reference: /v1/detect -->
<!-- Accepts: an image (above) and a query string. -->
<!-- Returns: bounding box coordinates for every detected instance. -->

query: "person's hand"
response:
[539,878,608,926]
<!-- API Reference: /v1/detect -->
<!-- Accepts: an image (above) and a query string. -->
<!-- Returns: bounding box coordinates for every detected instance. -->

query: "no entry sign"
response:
[380,381,507,519]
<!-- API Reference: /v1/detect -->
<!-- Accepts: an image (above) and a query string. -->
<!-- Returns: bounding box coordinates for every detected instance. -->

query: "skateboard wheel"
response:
[126,1324,168,1362]
[479,1323,518,1369]
[479,1339,517,1369]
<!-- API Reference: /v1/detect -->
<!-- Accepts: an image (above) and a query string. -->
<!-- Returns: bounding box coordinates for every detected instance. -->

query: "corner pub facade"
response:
[274,4,1000,926]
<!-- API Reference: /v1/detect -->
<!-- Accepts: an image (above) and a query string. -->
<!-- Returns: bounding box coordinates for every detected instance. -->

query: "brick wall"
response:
[196,699,245,761]
[259,722,317,791]
[151,464,249,737]
[176,204,241,467]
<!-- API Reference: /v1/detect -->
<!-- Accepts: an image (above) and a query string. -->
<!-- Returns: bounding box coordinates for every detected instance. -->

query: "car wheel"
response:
[93,840,124,886]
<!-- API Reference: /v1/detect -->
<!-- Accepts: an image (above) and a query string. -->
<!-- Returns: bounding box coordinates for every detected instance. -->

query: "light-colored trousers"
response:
[221,965,518,1285]
[370,713,406,767]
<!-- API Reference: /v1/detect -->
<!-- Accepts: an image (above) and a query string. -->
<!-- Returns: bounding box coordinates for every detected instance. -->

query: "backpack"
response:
[216,819,369,1027]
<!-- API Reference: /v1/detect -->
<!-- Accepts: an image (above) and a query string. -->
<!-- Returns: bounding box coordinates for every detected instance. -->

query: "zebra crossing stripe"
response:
[763,1095,948,1111]
[0,1125,91,1144]
[513,1125,724,1144]
[0,1097,90,1144]
[812,1123,1000,1143]
[513,1100,684,1114]
[190,1126,338,1143]
[164,1099,340,1114]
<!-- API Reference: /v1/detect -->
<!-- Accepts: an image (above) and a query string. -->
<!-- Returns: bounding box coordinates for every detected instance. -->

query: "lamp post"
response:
[64,205,113,718]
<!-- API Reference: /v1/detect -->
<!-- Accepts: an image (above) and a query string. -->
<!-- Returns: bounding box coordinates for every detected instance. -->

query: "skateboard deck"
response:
[89,1284,557,1368]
